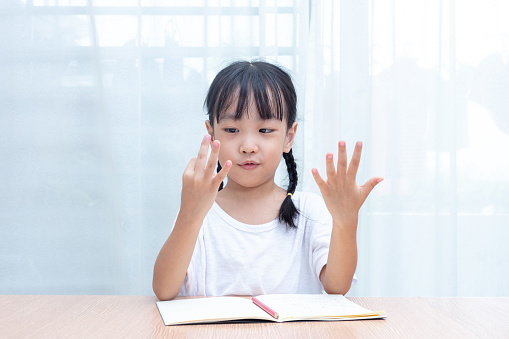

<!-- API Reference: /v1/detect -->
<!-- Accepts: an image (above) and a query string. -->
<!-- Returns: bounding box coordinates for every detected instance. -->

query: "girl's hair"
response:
[205,60,299,228]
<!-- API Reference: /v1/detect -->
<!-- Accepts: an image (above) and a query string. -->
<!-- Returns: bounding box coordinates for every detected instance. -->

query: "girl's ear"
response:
[205,120,214,141]
[284,122,298,153]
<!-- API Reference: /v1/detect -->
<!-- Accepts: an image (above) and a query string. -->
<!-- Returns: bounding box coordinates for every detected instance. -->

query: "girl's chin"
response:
[224,177,276,190]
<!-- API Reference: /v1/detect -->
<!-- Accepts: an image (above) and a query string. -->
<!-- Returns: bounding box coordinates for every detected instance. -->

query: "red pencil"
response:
[252,297,279,319]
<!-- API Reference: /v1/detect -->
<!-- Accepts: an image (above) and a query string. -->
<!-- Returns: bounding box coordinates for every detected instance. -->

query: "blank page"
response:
[254,294,382,320]
[156,297,272,325]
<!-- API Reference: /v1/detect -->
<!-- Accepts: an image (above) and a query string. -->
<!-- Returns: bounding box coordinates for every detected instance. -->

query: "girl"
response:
[153,60,383,301]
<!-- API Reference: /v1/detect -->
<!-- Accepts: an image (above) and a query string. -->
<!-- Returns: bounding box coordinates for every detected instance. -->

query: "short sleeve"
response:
[300,193,333,279]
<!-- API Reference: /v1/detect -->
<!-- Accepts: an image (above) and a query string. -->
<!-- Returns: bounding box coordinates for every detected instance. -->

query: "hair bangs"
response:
[206,61,294,126]
[250,69,286,122]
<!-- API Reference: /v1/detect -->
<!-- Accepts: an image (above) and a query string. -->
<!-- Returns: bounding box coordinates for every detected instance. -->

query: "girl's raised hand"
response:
[180,134,231,221]
[311,141,383,228]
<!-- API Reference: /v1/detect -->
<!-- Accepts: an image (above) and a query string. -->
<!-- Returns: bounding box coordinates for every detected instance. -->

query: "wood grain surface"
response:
[0,295,508,338]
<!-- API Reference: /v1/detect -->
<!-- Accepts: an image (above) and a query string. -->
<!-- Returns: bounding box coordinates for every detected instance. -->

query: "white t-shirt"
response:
[178,191,356,296]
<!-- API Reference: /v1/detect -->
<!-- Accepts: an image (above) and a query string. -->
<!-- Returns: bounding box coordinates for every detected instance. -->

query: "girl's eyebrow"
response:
[218,112,252,122]
[218,112,281,122]
[220,113,237,121]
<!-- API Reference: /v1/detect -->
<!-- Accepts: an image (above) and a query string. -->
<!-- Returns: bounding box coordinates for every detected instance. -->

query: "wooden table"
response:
[0,295,508,338]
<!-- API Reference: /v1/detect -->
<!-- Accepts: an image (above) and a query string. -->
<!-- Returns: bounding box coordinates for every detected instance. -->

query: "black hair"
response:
[206,60,299,228]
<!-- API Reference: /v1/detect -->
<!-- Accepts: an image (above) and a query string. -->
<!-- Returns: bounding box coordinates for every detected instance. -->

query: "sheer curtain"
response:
[304,0,509,296]
[1,0,306,295]
[1,0,508,296]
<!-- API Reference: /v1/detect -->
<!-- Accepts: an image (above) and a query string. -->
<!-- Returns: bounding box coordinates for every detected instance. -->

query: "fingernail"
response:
[312,168,318,174]
[327,153,333,159]
[339,141,345,147]
[357,141,362,147]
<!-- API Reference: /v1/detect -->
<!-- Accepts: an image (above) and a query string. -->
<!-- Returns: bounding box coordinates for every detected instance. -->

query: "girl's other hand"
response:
[180,134,231,221]
[311,141,383,228]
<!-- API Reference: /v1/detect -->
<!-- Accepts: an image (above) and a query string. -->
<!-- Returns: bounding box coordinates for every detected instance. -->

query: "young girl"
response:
[153,60,383,301]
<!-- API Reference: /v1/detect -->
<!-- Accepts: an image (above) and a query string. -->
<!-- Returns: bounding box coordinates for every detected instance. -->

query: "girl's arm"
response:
[152,135,231,301]
[312,141,383,295]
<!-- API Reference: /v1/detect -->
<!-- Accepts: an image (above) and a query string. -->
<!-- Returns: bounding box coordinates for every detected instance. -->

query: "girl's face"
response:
[206,99,297,191]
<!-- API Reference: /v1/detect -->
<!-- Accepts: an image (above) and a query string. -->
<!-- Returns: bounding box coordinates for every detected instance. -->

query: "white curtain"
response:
[1,0,508,296]
[304,0,509,296]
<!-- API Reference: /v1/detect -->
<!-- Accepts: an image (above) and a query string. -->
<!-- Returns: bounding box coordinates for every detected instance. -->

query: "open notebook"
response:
[156,294,386,325]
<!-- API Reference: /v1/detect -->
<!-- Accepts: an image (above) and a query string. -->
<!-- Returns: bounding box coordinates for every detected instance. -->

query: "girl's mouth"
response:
[239,161,259,170]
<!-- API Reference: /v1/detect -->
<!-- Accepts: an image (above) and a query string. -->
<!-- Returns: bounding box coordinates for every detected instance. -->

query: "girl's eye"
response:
[259,129,274,134]
[224,128,239,133]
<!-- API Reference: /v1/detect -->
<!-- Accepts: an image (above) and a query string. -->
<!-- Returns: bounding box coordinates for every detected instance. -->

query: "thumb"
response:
[360,177,384,200]
[212,160,231,187]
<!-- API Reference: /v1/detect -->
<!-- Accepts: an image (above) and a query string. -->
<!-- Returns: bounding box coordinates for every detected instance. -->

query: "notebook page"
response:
[156,297,273,325]
[255,294,380,320]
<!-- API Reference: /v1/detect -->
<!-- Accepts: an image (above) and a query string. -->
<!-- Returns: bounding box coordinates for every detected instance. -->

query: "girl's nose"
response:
[239,139,259,154]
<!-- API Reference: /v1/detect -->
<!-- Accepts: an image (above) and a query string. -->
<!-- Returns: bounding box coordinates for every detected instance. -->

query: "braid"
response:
[279,149,299,229]
[217,161,224,191]
[283,149,298,195]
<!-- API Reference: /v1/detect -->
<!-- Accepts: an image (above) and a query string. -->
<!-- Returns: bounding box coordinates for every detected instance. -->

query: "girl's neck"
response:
[220,180,281,201]
[215,181,287,225]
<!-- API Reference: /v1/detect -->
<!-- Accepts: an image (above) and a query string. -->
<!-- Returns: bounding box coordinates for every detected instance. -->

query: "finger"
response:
[347,141,362,180]
[195,134,211,171]
[325,153,336,184]
[337,141,348,176]
[205,139,220,178]
[360,177,384,201]
[184,157,197,174]
[212,160,232,187]
[312,168,329,192]
[182,157,197,183]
